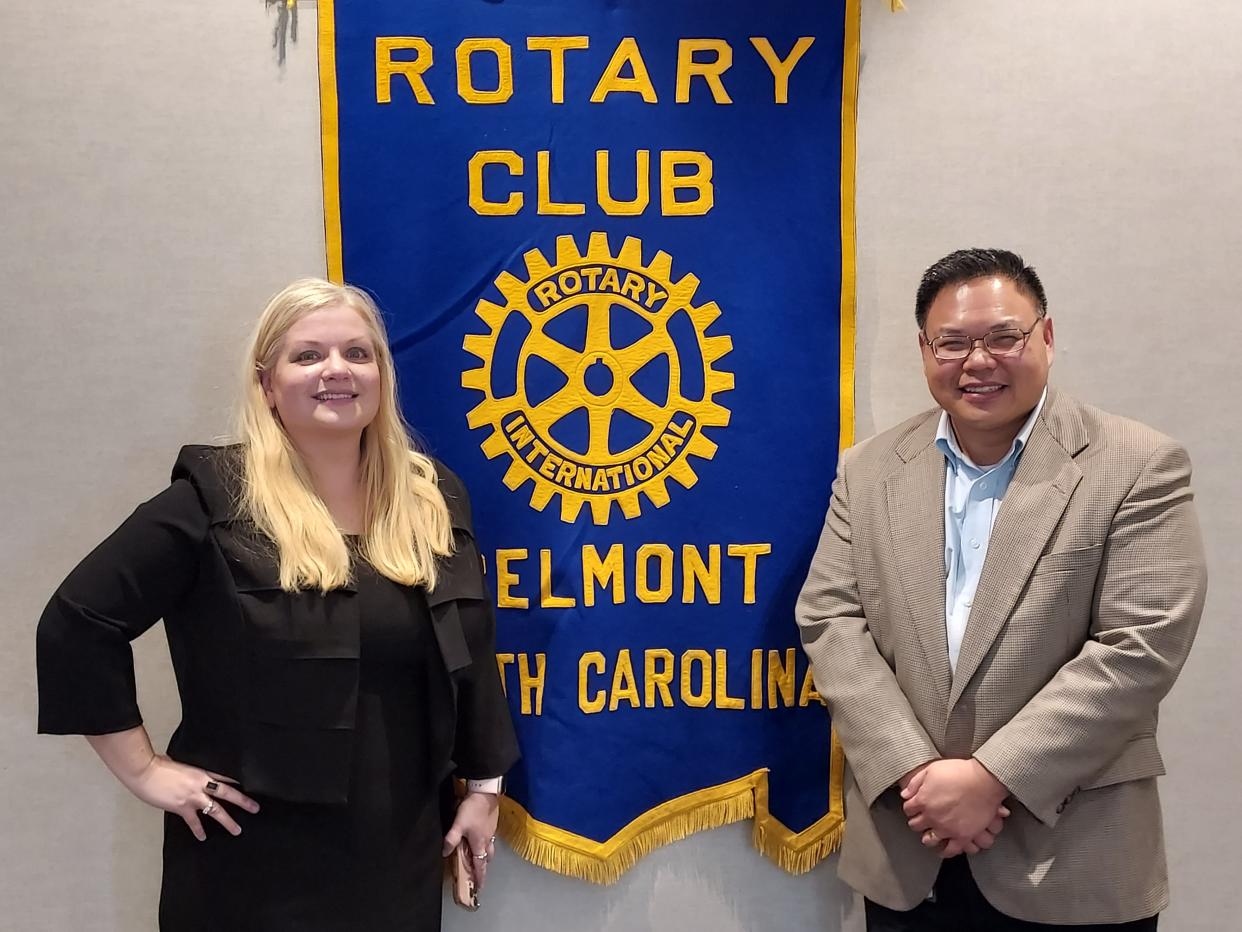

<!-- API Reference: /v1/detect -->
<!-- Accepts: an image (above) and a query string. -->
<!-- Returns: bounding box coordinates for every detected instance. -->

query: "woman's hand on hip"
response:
[85,727,258,842]
[128,754,260,841]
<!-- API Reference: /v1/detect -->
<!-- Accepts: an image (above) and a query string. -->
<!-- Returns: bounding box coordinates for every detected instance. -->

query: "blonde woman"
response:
[37,279,518,931]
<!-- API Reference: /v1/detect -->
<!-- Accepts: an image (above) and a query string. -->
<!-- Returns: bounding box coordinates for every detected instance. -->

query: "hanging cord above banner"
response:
[267,0,299,65]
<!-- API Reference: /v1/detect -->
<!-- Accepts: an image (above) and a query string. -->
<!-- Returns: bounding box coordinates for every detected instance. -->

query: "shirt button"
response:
[970,538,980,549]
[964,597,973,607]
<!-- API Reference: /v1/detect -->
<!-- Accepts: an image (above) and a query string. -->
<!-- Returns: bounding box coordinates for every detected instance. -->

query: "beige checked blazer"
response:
[797,388,1207,924]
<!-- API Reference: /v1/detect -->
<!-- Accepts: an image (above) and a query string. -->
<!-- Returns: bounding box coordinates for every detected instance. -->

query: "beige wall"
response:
[2,1,1237,929]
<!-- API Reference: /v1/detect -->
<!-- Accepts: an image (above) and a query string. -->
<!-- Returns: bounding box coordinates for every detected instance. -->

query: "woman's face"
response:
[262,303,382,443]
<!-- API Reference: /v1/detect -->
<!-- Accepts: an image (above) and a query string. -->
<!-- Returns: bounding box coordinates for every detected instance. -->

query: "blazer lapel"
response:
[948,391,1087,708]
[885,414,953,706]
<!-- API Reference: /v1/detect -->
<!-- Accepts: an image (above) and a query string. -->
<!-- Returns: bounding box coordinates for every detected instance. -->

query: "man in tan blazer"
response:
[797,248,1206,930]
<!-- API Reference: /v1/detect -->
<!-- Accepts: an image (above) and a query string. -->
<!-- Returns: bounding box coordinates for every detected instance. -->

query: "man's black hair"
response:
[915,248,1048,329]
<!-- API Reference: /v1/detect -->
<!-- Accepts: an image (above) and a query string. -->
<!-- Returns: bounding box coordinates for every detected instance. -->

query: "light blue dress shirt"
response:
[934,389,1047,673]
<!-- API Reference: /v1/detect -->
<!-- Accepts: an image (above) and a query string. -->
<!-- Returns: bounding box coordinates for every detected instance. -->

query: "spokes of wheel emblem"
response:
[522,290,681,462]
[463,232,735,525]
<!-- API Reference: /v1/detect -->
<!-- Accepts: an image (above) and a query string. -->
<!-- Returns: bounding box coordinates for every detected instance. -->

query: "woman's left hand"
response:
[443,791,500,890]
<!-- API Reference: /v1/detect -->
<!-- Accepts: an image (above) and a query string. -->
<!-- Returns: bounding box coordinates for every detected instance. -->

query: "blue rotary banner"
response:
[318,0,858,880]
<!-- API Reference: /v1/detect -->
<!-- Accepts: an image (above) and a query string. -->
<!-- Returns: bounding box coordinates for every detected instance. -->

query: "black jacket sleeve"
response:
[36,479,210,735]
[436,465,521,779]
[453,573,521,779]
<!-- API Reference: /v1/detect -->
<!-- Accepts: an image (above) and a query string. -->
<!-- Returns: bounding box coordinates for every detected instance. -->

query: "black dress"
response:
[159,559,446,932]
[37,447,519,931]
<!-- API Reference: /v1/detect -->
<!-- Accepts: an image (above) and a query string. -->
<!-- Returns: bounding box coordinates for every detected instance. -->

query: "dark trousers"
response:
[864,857,1158,932]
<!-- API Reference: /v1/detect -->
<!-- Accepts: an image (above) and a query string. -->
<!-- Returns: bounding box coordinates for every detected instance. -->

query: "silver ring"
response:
[204,780,220,794]
[201,801,217,816]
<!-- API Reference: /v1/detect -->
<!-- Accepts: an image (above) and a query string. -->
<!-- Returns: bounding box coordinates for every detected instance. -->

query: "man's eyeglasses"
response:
[922,318,1044,361]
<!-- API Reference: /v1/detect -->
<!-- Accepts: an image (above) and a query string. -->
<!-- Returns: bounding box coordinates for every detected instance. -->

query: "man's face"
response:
[919,276,1054,450]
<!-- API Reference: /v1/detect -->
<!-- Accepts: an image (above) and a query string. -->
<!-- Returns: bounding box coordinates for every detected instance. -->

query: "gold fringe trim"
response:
[503,794,756,883]
[753,815,845,874]
[499,771,763,885]
[498,733,847,884]
[752,730,847,874]
[890,0,906,11]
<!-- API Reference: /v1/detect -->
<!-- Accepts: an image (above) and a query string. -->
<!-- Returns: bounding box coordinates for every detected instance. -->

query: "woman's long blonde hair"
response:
[234,278,452,592]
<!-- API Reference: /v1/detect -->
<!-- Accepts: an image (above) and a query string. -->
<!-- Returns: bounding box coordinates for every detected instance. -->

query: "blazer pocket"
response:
[238,587,361,660]
[1082,732,1165,791]
[247,655,358,728]
[240,593,361,727]
[1030,543,1104,576]
[214,524,360,595]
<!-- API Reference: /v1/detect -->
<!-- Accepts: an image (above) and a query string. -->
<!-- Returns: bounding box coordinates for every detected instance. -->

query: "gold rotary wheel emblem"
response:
[462,232,734,524]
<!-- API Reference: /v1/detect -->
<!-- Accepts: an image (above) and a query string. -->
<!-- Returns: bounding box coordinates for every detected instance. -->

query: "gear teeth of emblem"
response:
[461,232,735,525]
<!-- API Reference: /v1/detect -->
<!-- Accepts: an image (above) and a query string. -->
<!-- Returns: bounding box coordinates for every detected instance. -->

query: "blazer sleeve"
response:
[796,449,941,806]
[36,479,210,736]
[973,440,1208,826]
[437,468,521,780]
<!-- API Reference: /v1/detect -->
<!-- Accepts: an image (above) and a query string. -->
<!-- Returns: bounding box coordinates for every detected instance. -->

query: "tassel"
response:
[891,0,906,11]
[266,0,299,65]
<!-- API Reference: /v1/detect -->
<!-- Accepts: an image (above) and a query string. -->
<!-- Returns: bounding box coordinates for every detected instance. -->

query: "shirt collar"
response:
[935,387,1048,471]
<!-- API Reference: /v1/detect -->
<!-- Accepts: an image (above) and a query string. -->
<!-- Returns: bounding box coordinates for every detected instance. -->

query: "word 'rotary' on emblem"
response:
[461,233,734,524]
